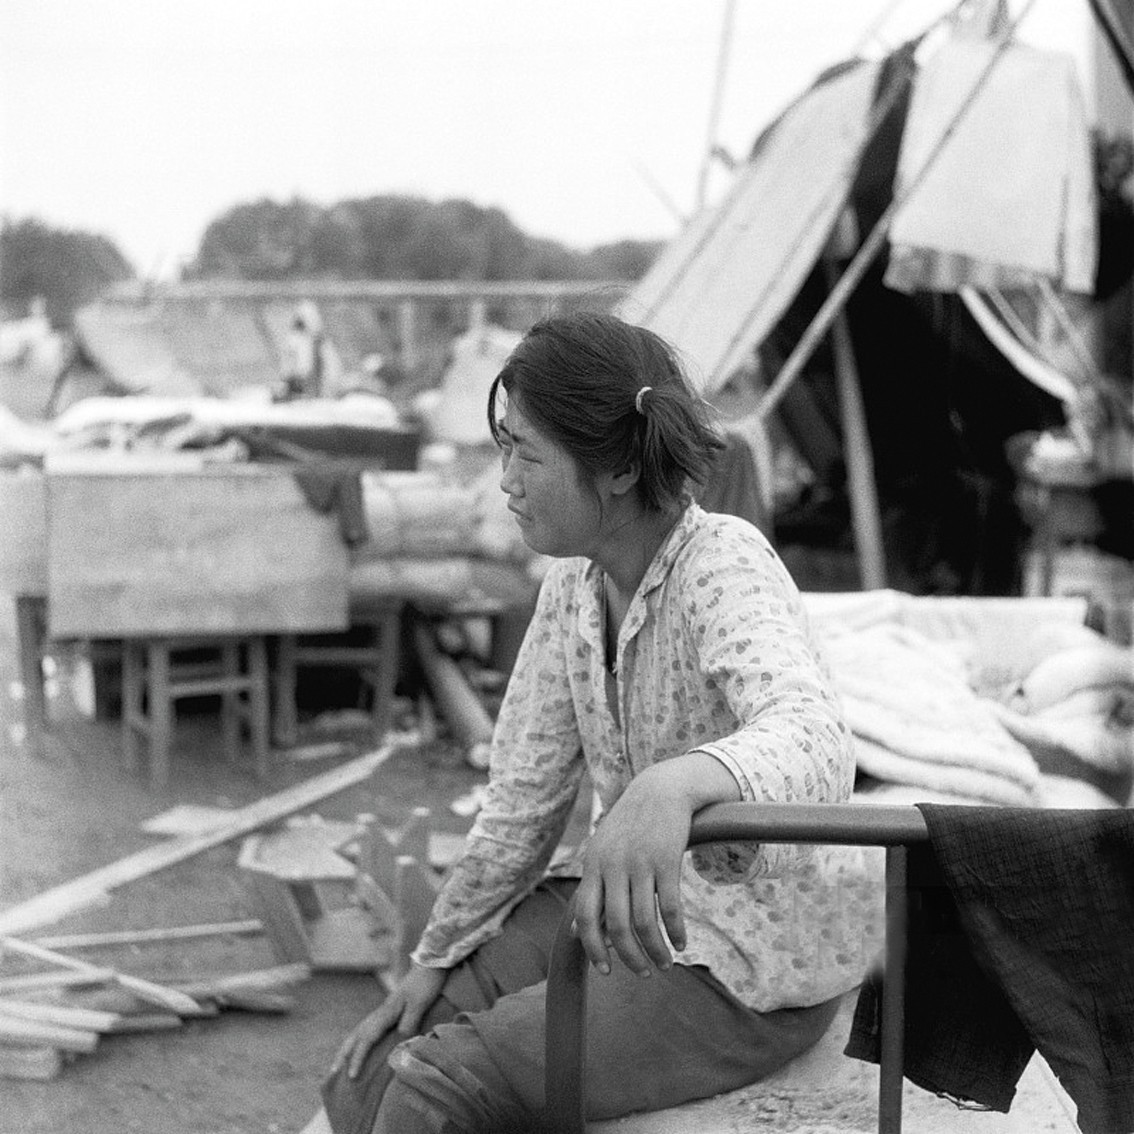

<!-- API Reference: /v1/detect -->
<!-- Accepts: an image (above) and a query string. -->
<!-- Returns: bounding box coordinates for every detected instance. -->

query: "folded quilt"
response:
[825,623,1042,805]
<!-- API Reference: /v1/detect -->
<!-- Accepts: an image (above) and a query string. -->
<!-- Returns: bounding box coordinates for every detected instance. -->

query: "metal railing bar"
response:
[544,802,928,1134]
[880,844,909,1134]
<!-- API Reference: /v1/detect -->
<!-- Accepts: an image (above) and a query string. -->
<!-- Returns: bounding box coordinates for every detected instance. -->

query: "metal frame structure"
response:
[544,801,930,1134]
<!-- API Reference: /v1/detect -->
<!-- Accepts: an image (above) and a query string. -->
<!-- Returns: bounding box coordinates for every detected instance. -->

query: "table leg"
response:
[14,596,47,758]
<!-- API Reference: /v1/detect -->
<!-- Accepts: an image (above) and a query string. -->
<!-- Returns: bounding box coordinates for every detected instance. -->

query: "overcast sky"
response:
[0,0,1091,279]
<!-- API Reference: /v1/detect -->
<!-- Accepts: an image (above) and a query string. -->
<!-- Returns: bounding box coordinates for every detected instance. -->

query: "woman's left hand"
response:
[571,763,693,977]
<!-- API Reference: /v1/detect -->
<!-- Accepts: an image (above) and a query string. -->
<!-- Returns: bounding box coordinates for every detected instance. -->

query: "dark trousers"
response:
[323,878,839,1134]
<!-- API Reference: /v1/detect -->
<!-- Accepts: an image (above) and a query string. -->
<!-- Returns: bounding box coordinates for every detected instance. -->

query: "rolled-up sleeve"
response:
[676,527,853,881]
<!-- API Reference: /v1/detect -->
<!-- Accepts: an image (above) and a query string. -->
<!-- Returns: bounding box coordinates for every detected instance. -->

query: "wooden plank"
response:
[47,463,348,638]
[0,998,120,1033]
[63,985,195,1021]
[0,471,47,595]
[0,969,114,995]
[242,873,312,967]
[175,963,312,998]
[238,821,358,882]
[0,1013,99,1053]
[0,742,399,937]
[32,918,263,951]
[0,937,201,1016]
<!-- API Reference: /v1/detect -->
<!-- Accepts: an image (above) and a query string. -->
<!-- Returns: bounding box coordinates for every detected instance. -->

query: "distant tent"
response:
[0,308,71,420]
[70,294,393,400]
[73,303,200,397]
[428,322,521,446]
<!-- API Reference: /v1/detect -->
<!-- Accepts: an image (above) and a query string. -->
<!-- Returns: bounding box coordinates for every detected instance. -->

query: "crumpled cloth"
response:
[294,468,369,547]
[846,804,1134,1134]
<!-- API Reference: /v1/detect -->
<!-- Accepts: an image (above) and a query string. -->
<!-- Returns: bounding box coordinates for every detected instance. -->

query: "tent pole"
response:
[1087,0,1134,96]
[697,0,737,212]
[823,257,887,589]
[752,0,1039,423]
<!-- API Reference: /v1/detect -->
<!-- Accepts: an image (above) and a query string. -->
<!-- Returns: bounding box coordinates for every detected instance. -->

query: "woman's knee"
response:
[378,1027,535,1134]
[373,1076,450,1134]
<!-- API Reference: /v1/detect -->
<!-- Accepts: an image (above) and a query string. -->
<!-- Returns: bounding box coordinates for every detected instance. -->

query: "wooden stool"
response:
[239,806,441,980]
[121,635,271,790]
[272,598,402,748]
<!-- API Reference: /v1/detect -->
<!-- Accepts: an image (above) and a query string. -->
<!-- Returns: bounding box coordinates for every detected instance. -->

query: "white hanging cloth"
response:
[885,37,1097,295]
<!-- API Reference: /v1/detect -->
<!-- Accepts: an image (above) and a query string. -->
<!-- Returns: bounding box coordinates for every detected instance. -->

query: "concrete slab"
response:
[589,994,1082,1133]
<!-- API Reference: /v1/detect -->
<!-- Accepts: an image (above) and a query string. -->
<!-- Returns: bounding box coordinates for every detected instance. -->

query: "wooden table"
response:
[0,455,351,770]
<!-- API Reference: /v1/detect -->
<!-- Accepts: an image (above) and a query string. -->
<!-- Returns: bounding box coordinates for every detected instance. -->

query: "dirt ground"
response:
[0,599,498,1134]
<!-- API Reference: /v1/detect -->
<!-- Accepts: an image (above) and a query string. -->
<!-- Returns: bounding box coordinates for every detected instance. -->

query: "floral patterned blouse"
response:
[413,501,882,1011]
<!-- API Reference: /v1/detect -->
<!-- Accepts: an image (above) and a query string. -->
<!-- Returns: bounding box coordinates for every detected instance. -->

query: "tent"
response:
[617,10,1132,597]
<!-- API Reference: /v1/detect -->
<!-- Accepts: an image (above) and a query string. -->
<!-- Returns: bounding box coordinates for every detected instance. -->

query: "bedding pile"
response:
[811,594,1133,809]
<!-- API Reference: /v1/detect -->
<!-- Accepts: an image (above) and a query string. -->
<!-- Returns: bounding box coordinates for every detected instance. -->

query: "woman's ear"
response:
[608,462,641,498]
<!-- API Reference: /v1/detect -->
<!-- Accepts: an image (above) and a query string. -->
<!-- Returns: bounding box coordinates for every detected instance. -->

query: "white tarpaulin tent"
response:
[618,60,885,394]
[618,31,1097,400]
[616,18,1103,590]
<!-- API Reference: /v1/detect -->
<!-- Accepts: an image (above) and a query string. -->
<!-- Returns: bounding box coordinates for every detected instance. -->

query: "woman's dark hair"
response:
[487,312,724,512]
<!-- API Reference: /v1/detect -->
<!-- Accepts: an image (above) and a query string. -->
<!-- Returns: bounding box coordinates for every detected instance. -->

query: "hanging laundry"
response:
[885,37,1097,295]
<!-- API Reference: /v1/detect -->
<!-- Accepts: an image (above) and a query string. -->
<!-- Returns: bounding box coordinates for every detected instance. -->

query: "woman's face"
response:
[497,396,601,558]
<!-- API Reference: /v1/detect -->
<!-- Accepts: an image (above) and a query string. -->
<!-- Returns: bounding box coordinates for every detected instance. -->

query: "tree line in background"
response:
[0,217,134,327]
[1,194,664,326]
[188,195,662,284]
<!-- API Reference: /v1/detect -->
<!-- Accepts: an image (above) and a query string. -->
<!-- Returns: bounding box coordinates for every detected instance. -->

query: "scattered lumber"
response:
[64,985,210,1018]
[175,962,312,999]
[0,962,313,1081]
[198,990,296,1014]
[0,998,120,1033]
[0,741,402,938]
[0,968,115,995]
[31,918,264,952]
[64,963,312,1019]
[0,744,388,1082]
[0,937,201,1016]
[0,1013,98,1054]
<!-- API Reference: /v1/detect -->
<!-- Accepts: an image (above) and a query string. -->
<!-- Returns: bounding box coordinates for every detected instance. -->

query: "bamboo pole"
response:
[696,0,737,212]
[824,256,887,589]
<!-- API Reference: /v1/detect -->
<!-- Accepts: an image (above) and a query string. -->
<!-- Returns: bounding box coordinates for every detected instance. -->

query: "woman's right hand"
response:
[330,963,447,1079]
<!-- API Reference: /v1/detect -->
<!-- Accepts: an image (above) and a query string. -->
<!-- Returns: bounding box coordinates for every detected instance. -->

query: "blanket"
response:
[824,623,1042,806]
